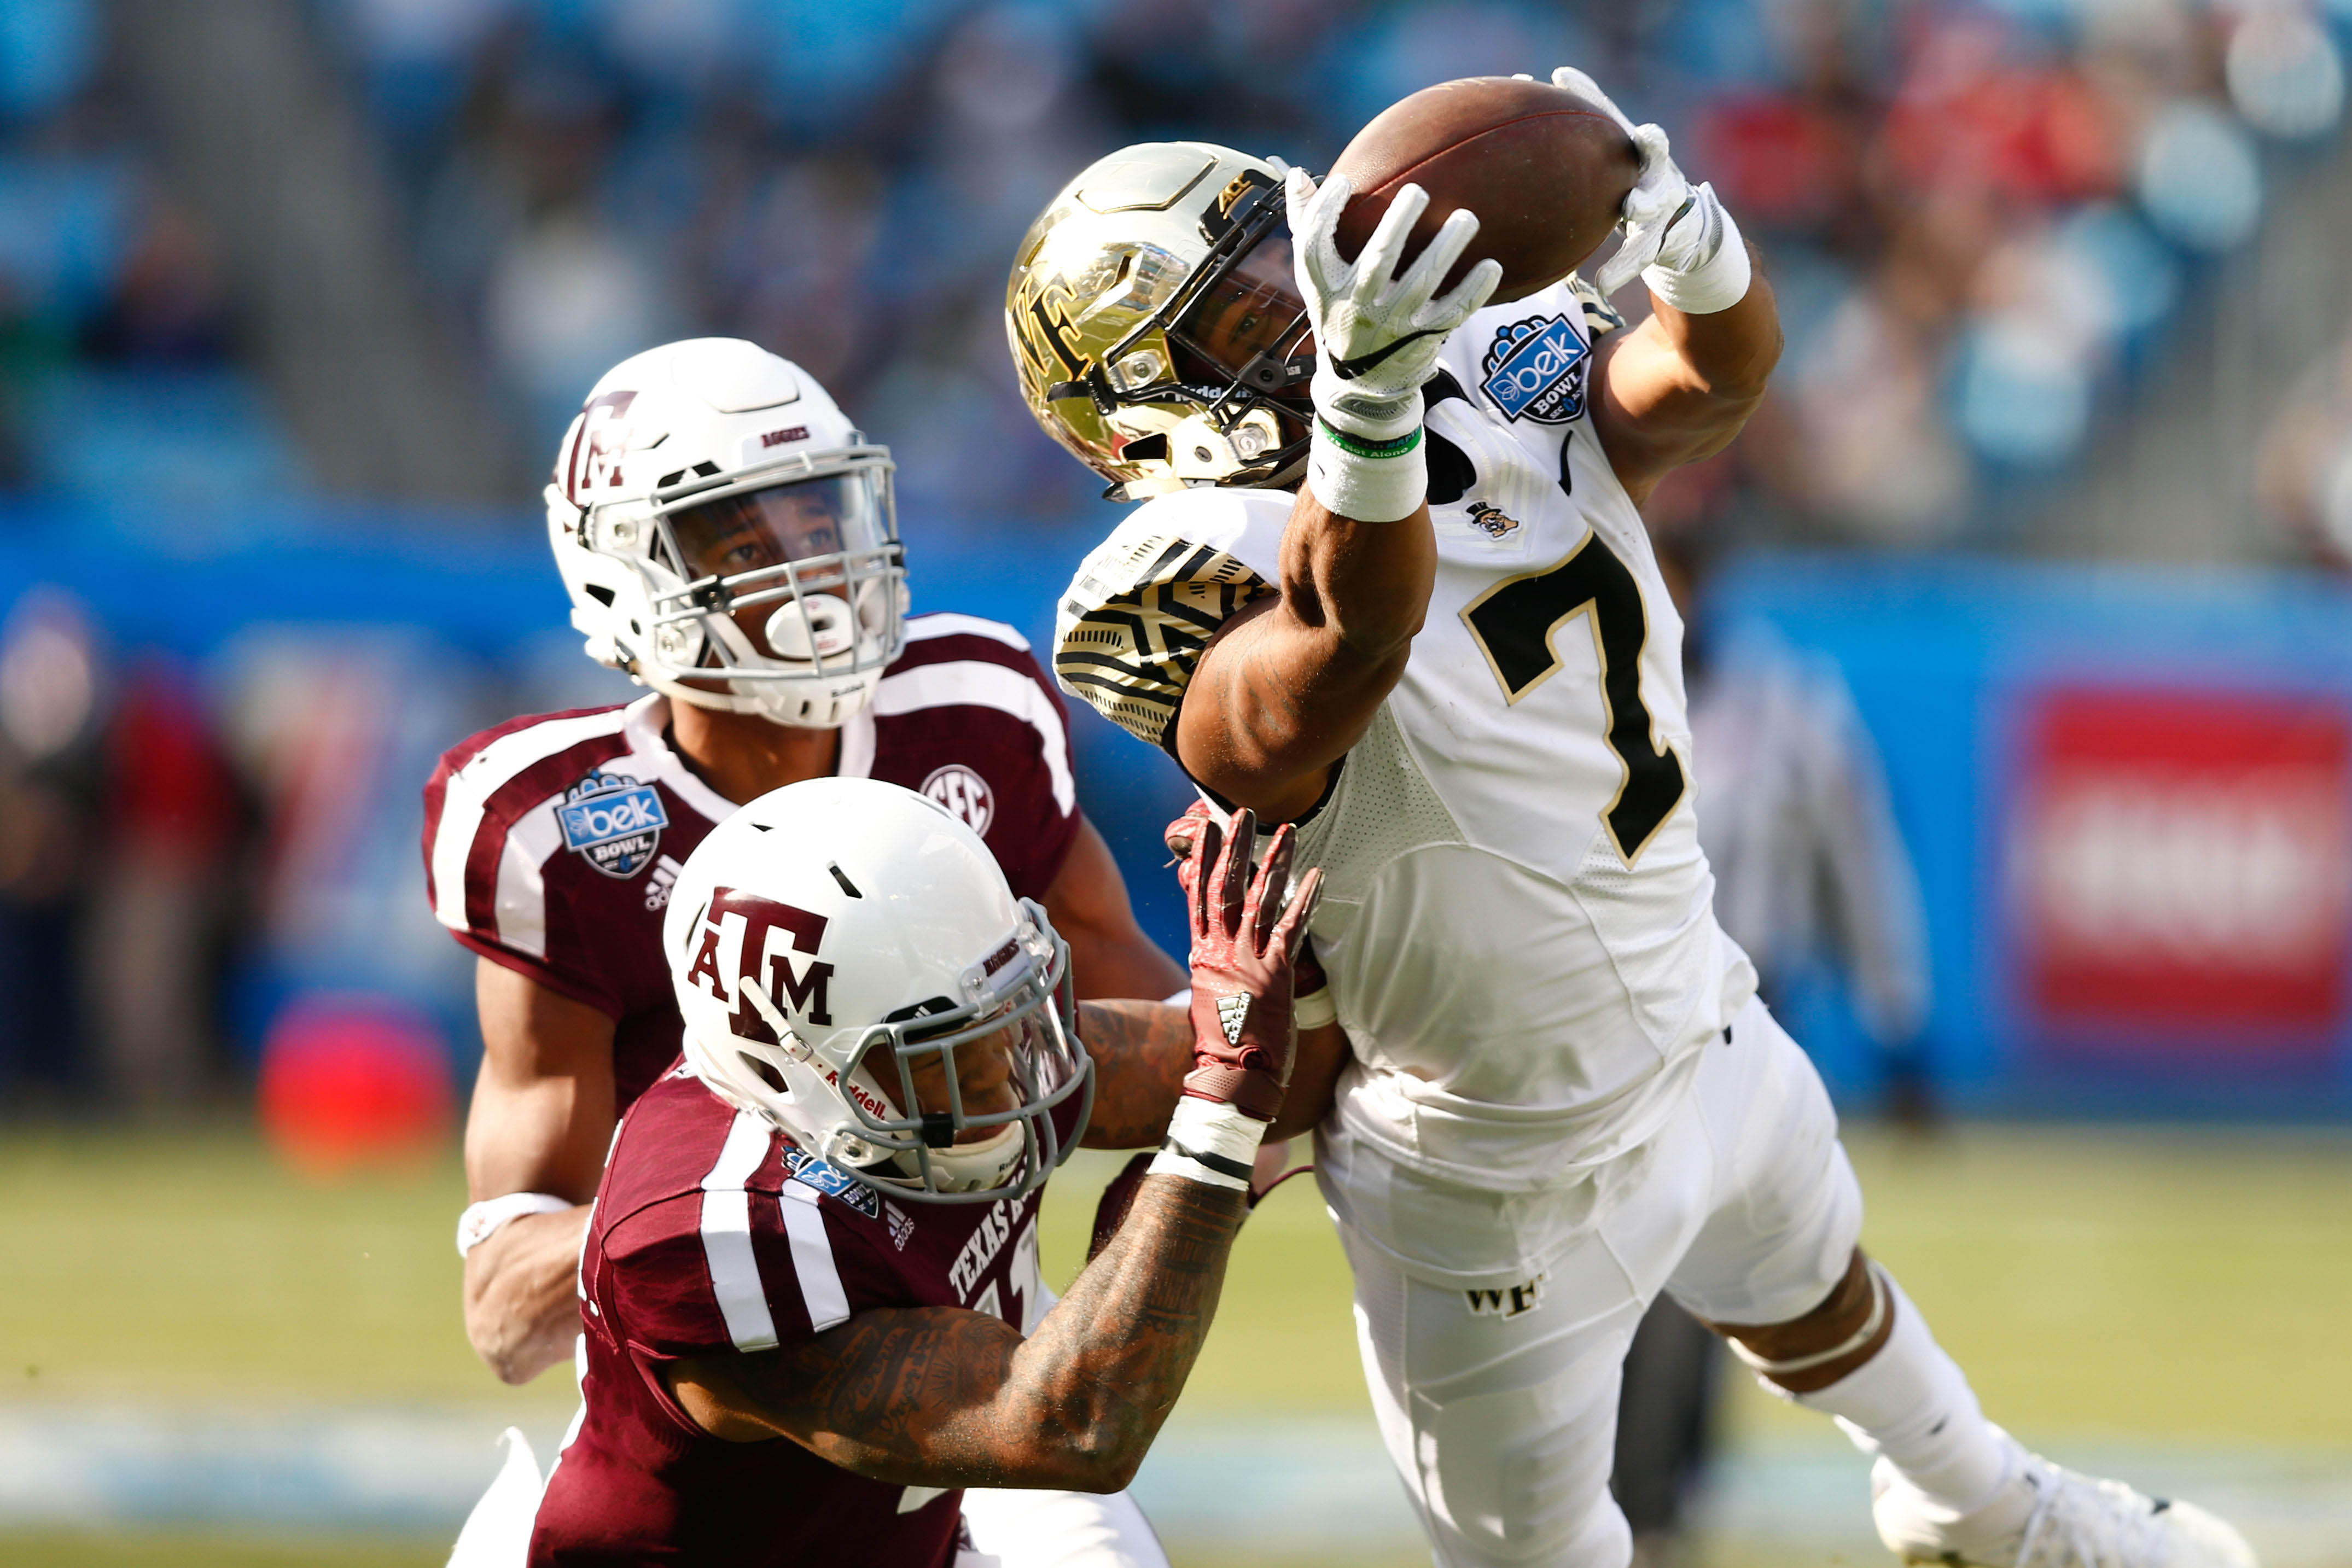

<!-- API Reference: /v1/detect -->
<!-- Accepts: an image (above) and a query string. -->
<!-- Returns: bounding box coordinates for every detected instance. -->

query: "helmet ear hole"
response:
[740,1053,789,1095]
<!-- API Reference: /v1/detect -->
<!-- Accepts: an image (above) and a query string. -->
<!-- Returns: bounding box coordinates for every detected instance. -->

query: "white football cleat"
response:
[1872,1430,2258,1568]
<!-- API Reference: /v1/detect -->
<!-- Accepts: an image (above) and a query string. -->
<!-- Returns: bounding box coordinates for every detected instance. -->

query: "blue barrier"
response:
[1716,553,2352,1117]
[8,502,2349,1117]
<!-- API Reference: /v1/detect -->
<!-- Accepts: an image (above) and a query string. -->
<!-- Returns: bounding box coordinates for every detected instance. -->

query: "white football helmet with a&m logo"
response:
[664,777,1092,1205]
[546,338,907,729]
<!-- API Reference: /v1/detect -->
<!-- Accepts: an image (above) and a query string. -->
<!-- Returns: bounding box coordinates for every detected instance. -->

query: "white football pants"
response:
[959,1487,1168,1568]
[1328,995,1862,1568]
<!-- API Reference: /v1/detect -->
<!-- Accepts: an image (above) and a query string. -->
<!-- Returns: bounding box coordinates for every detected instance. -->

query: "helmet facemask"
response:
[630,452,907,727]
[727,897,1092,1204]
[1010,153,1320,502]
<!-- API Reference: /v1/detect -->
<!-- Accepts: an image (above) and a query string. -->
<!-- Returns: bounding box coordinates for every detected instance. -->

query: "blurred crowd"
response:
[331,0,2347,540]
[0,0,2341,537]
[0,1,301,510]
[0,587,246,1110]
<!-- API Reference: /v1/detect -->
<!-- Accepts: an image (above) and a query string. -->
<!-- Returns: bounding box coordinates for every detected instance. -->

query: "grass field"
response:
[4,1120,2349,1565]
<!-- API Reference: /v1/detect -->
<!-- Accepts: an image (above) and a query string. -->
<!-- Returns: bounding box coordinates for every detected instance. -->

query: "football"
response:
[1329,75,1640,304]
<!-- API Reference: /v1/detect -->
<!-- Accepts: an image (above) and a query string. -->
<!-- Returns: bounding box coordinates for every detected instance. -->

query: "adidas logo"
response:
[1216,992,1250,1045]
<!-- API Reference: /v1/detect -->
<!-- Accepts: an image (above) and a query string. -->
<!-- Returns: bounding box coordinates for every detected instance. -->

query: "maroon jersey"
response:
[535,1063,1067,1567]
[423,615,1081,1111]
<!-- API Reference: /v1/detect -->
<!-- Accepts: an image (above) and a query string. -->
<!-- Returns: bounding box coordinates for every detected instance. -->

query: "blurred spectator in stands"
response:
[2260,324,2352,569]
[458,42,681,450]
[1666,528,1935,1104]
[0,0,2335,541]
[82,657,244,1112]
[79,193,234,367]
[0,586,103,1107]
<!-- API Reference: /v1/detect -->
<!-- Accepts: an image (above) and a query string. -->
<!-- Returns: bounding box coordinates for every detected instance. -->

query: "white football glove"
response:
[1552,66,1745,310]
[1286,168,1503,435]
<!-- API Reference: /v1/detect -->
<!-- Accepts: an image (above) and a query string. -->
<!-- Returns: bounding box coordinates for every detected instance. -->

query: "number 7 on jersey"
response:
[1459,529,1687,865]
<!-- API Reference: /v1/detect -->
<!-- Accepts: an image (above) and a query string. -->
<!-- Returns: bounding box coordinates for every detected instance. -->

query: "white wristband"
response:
[1148,1095,1268,1191]
[1295,986,1337,1030]
[1161,988,1192,1009]
[1642,185,1750,315]
[1307,421,1428,523]
[457,1192,576,1259]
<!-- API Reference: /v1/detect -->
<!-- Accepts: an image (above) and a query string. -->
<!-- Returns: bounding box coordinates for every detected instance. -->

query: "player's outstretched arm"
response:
[669,1172,1244,1490]
[668,812,1321,1489]
[1556,67,1783,507]
[459,959,616,1385]
[1591,260,1779,506]
[1175,173,1500,824]
[1178,492,1431,823]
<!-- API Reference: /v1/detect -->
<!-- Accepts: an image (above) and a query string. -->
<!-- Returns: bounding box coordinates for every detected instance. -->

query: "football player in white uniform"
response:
[1009,73,2259,1568]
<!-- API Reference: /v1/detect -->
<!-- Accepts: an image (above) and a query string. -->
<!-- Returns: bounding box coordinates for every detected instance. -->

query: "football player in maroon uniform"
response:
[423,339,1185,1395]
[529,777,1318,1567]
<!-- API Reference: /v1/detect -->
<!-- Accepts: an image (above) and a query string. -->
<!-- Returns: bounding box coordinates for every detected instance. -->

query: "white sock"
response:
[1791,1275,2017,1518]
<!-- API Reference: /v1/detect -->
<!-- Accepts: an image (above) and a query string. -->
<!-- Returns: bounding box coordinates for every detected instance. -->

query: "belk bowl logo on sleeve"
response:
[1480,314,1590,424]
[782,1146,882,1219]
[558,771,669,878]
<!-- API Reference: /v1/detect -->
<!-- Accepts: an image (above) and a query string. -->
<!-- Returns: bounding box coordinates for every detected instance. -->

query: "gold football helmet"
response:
[1007,142,1314,501]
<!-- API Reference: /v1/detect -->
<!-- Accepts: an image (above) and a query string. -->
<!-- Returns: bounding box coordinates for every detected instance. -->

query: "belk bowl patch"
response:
[1480,314,1589,424]
[783,1146,882,1219]
[558,771,669,878]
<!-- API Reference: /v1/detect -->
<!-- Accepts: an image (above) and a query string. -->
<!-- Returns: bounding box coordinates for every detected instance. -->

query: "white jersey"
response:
[1054,277,1755,1205]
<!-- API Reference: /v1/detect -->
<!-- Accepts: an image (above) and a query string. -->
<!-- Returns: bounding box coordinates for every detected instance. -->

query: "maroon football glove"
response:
[1165,804,1323,1122]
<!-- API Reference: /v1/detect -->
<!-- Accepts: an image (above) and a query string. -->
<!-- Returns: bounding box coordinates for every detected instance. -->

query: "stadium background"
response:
[1,0,2349,1563]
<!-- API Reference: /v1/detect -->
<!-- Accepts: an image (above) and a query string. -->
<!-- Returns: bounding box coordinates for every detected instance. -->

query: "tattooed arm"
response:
[1075,999,1189,1148]
[663,1174,1245,1491]
[1076,998,1346,1149]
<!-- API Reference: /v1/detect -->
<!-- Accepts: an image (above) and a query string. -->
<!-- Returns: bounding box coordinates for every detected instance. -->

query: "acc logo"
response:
[1480,315,1589,424]
[922,765,995,836]
[558,771,669,878]
[782,1146,882,1219]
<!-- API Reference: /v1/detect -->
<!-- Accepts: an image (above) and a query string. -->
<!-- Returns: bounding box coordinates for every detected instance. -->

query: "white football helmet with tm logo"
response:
[664,777,1092,1204]
[546,338,907,728]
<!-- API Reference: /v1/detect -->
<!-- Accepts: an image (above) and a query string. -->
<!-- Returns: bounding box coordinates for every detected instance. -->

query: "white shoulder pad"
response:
[1051,488,1291,747]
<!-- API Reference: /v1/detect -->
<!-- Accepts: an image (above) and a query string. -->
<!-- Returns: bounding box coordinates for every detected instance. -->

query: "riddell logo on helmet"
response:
[760,426,810,448]
[686,887,835,1030]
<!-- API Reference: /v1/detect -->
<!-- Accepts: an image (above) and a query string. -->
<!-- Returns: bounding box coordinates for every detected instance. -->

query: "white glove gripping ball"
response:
[1286,169,1504,436]
[1553,66,1749,312]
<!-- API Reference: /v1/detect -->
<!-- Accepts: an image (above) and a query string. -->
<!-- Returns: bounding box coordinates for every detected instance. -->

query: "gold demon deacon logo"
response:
[1011,270,1091,400]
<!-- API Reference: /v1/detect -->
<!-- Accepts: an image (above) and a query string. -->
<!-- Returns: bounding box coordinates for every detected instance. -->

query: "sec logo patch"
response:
[921,764,994,835]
